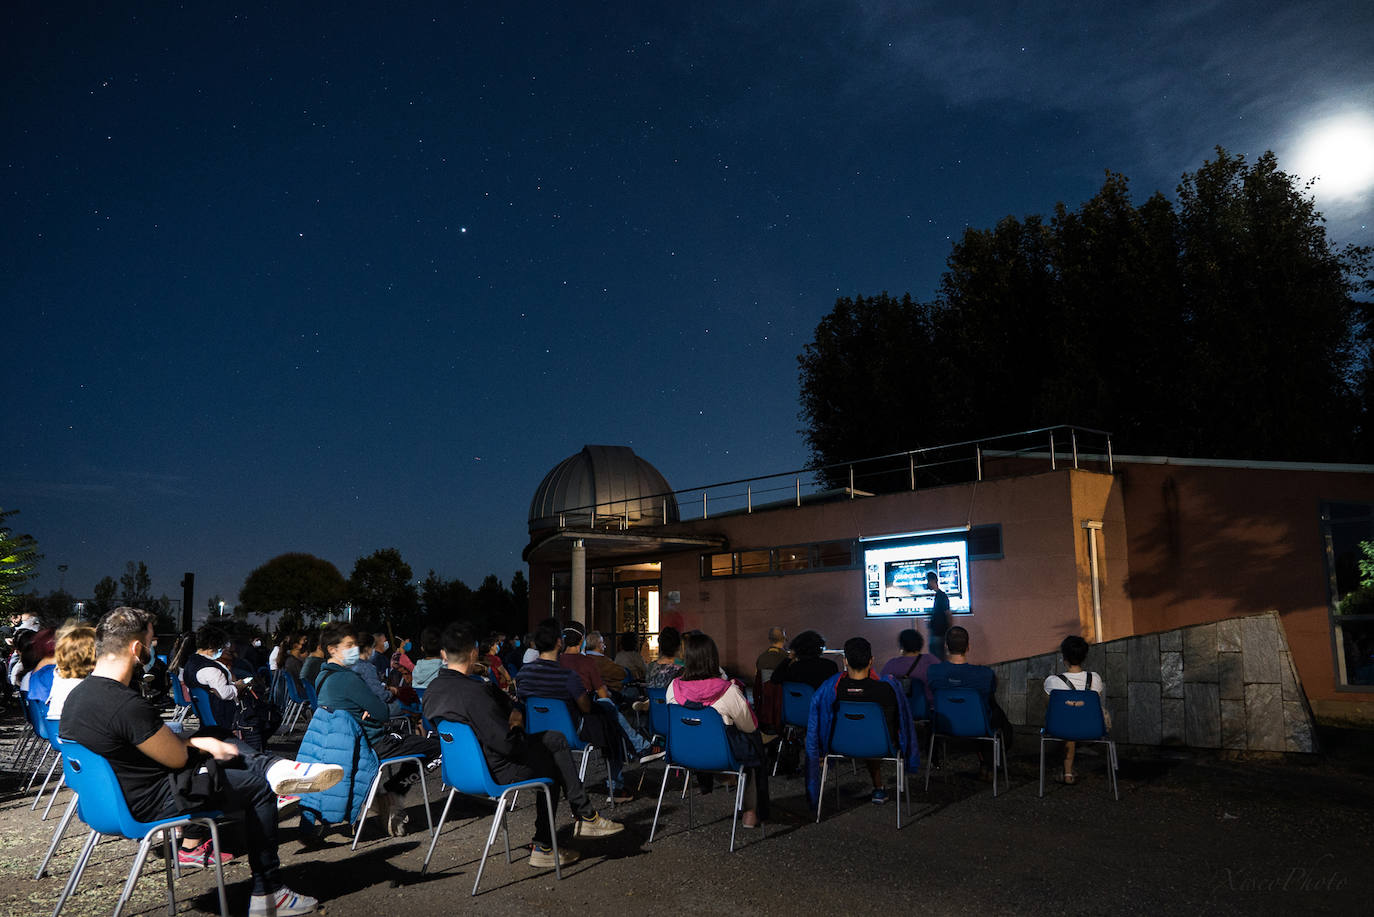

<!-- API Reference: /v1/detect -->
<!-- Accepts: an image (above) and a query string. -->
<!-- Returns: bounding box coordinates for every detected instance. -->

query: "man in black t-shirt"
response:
[61,607,343,917]
[926,572,951,660]
[835,637,900,804]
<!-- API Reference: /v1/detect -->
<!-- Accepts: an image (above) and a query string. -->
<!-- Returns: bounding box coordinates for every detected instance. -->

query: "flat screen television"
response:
[861,531,970,619]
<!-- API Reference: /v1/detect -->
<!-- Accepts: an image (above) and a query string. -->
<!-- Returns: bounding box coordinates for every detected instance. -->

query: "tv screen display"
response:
[862,535,970,618]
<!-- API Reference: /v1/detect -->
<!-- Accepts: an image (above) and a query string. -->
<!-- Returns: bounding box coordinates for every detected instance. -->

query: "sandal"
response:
[1056,772,1078,785]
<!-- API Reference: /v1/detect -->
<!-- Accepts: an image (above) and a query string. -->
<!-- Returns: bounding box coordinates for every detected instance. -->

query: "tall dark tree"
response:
[238,552,346,621]
[347,548,420,632]
[119,561,153,607]
[420,570,472,627]
[91,576,118,616]
[798,148,1372,478]
[472,574,516,635]
[510,570,529,624]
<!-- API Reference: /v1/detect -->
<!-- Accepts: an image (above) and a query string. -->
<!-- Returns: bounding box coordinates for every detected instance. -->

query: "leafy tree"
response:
[238,552,346,621]
[798,149,1372,478]
[347,548,420,633]
[1,508,42,614]
[472,574,517,635]
[420,570,471,627]
[92,576,118,616]
[510,570,529,624]
[119,561,153,608]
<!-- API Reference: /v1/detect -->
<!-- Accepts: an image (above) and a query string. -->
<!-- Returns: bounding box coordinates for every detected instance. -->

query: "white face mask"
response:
[380,640,389,653]
[342,646,361,666]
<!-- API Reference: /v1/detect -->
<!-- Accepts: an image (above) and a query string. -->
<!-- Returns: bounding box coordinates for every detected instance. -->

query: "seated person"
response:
[298,633,324,689]
[583,631,627,688]
[926,625,1012,769]
[422,622,624,868]
[21,627,58,704]
[61,607,341,917]
[878,628,936,715]
[613,632,647,683]
[516,620,635,803]
[46,623,97,722]
[482,632,516,694]
[1043,634,1110,785]
[805,636,919,808]
[558,621,652,762]
[667,632,770,827]
[350,631,407,718]
[410,627,443,689]
[314,623,440,836]
[755,627,788,683]
[185,624,261,744]
[769,629,838,688]
[644,626,684,690]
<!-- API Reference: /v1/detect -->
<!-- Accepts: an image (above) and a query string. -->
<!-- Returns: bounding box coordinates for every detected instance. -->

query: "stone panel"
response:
[1026,685,1048,728]
[1217,617,1243,653]
[1105,697,1126,743]
[1221,699,1247,749]
[1159,628,1182,652]
[1161,651,1184,699]
[1184,683,1221,748]
[1004,659,1027,696]
[1005,691,1027,726]
[1183,624,1218,683]
[1128,634,1160,682]
[1027,652,1056,681]
[1284,701,1314,753]
[1218,653,1244,700]
[1162,697,1185,745]
[1241,615,1282,683]
[1279,653,1302,701]
[1103,651,1128,699]
[1129,682,1162,746]
[1245,683,1284,752]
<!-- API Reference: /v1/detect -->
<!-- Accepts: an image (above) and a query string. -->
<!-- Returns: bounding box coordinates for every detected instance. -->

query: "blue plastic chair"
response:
[24,698,57,791]
[186,684,220,728]
[1040,689,1118,799]
[282,672,309,732]
[9,691,40,771]
[351,746,435,850]
[51,741,228,917]
[927,688,1009,797]
[648,704,763,852]
[524,697,607,792]
[415,687,436,736]
[421,721,563,894]
[635,686,687,795]
[772,682,816,776]
[817,701,911,828]
[169,674,194,725]
[907,680,931,723]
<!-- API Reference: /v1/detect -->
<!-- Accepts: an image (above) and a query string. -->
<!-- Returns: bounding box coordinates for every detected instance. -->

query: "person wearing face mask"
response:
[314,622,440,836]
[184,623,245,735]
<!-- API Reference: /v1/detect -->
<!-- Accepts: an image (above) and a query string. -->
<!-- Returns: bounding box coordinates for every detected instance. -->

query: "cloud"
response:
[1,470,193,502]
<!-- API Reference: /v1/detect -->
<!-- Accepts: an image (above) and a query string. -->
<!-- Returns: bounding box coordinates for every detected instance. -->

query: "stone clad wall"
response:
[991,611,1315,753]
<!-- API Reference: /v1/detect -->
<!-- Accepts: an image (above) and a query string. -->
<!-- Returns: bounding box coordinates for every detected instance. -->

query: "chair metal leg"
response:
[542,785,562,881]
[113,834,159,917]
[52,830,101,917]
[42,770,67,820]
[472,795,509,895]
[350,771,385,850]
[649,761,673,843]
[815,757,830,822]
[421,788,459,874]
[36,792,79,879]
[728,768,745,852]
[1038,735,1047,797]
[925,732,938,792]
[991,735,1001,797]
[33,753,62,810]
[27,744,53,790]
[413,761,435,840]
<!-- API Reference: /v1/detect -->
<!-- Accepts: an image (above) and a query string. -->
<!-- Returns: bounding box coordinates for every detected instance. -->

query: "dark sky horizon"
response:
[7,2,1373,616]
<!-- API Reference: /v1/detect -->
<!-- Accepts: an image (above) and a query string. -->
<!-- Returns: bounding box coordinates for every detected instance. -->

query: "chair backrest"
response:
[907,681,930,720]
[525,697,589,751]
[1044,689,1109,741]
[170,672,191,708]
[780,682,816,728]
[436,720,506,797]
[283,671,305,704]
[60,740,153,837]
[302,677,320,710]
[187,684,220,727]
[647,685,671,738]
[932,688,994,738]
[829,701,898,759]
[27,698,53,742]
[666,704,737,772]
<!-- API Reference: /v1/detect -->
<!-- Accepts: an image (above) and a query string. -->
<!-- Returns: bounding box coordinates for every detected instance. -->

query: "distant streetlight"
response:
[218,601,226,617]
[74,601,85,621]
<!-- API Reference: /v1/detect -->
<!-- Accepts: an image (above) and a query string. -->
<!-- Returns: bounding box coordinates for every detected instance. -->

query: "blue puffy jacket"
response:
[295,707,379,827]
[805,672,920,806]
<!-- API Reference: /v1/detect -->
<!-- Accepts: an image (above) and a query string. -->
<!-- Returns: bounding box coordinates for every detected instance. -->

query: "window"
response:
[968,524,1004,560]
[1321,501,1374,690]
[701,539,858,578]
[736,550,771,574]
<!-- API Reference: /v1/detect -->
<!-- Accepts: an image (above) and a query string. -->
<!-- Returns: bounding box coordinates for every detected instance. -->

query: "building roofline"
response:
[1059,451,1374,474]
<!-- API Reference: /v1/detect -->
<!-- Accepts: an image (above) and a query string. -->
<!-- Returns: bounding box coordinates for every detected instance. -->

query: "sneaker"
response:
[529,844,580,868]
[573,812,625,838]
[176,838,234,869]
[249,886,317,916]
[276,794,300,814]
[607,787,634,804]
[871,787,889,805]
[265,760,344,796]
[631,699,650,712]
[386,792,410,837]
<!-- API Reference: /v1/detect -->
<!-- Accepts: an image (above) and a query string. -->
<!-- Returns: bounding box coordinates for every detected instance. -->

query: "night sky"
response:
[7,3,1373,613]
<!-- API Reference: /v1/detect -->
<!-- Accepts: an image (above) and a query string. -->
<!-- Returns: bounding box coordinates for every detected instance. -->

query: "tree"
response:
[238,552,346,621]
[347,548,420,633]
[1,508,42,614]
[420,570,471,627]
[119,561,153,608]
[92,576,118,616]
[797,149,1373,477]
[472,574,516,635]
[510,570,529,624]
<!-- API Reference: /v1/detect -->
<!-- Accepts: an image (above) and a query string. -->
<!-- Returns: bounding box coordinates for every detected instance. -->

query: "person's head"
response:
[55,624,97,679]
[28,626,57,665]
[419,626,441,659]
[95,606,157,665]
[486,632,505,655]
[946,625,970,656]
[320,622,358,665]
[196,623,229,659]
[354,631,375,659]
[374,632,389,651]
[926,572,939,590]
[440,622,480,667]
[1060,634,1090,667]
[585,631,605,653]
[681,632,722,681]
[533,618,563,654]
[898,628,924,654]
[843,636,873,674]
[619,632,640,653]
[561,620,586,652]
[298,631,317,655]
[768,626,787,646]
[657,626,682,659]
[790,630,826,659]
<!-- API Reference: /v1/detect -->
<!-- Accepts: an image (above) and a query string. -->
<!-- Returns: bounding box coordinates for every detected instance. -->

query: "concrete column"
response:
[571,538,586,625]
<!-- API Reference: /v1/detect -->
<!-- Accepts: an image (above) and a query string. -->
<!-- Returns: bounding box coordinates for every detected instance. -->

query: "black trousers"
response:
[490,730,595,847]
[372,732,442,794]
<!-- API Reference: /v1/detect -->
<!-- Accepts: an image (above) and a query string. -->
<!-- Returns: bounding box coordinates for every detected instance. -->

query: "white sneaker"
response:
[265,760,344,796]
[249,886,317,916]
[528,845,580,868]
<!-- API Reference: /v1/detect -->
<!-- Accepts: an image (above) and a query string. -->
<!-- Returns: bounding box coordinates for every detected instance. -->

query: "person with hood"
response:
[665,631,769,828]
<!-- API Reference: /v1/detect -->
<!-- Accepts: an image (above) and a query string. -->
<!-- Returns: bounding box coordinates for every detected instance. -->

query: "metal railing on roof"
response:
[550,424,1113,528]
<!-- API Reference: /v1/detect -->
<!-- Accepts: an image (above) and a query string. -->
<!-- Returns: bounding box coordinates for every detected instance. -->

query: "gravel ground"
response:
[2,710,1370,917]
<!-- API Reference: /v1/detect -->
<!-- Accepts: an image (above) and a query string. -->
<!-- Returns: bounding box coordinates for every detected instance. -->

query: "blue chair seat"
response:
[926,687,1009,797]
[1039,688,1118,799]
[817,701,911,828]
[772,682,816,776]
[525,696,610,795]
[648,704,764,852]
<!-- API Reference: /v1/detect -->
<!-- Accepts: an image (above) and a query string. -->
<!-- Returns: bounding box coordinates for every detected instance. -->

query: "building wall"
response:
[1114,461,1374,718]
